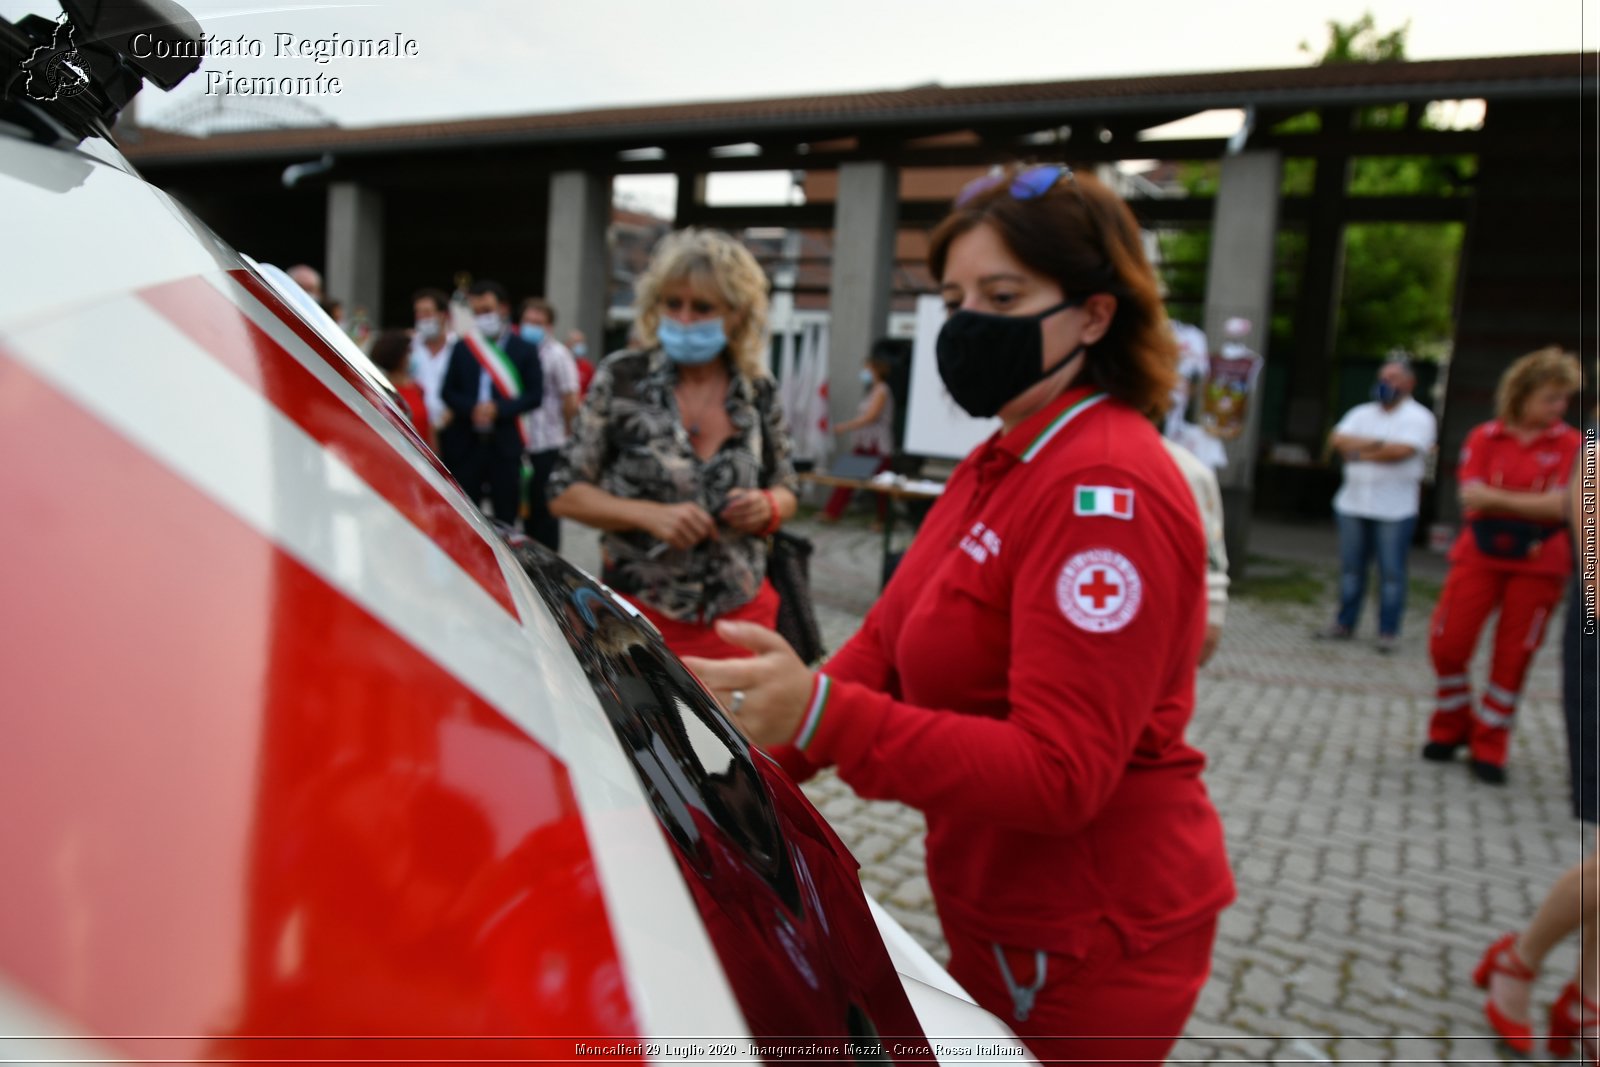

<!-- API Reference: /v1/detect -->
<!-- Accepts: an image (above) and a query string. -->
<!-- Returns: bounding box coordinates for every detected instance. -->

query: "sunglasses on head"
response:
[955,163,1074,208]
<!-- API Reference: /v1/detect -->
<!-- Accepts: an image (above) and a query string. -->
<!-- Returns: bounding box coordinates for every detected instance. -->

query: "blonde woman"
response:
[1424,347,1582,786]
[549,228,798,660]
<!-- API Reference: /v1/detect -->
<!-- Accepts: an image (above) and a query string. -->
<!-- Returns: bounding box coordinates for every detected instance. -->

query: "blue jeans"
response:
[1335,511,1416,637]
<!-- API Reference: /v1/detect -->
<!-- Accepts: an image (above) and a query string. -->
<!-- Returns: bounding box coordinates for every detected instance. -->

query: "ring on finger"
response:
[729,689,747,715]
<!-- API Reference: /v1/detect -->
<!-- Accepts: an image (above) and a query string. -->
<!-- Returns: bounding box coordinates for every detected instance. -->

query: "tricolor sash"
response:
[451,302,528,447]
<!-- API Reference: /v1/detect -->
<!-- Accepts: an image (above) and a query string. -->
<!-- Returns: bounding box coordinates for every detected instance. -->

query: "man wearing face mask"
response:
[439,280,543,524]
[408,287,455,431]
[1319,357,1437,652]
[516,297,581,550]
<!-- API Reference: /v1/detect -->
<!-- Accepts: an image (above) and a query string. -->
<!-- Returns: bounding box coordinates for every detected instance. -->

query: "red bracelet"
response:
[760,489,782,536]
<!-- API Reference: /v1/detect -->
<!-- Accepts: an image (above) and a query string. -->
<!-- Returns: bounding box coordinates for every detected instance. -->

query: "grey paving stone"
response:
[887,873,933,910]
[850,833,898,864]
[1328,1036,1396,1062]
[564,516,1579,1063]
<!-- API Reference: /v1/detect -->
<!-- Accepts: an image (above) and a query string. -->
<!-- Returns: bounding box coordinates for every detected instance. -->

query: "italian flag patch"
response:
[1074,485,1134,519]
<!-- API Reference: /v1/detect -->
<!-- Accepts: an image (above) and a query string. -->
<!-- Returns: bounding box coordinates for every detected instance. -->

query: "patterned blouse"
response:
[548,347,799,623]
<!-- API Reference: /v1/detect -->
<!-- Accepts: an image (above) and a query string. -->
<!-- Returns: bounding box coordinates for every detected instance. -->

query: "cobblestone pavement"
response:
[564,513,1590,1064]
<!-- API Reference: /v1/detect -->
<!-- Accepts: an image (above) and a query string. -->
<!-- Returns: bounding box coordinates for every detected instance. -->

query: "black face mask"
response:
[935,299,1085,418]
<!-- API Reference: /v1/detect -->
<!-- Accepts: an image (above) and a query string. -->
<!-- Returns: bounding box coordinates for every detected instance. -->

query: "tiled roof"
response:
[122,53,1585,164]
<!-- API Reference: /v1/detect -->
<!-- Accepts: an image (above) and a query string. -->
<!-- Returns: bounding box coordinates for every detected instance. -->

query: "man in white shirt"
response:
[408,288,455,431]
[517,297,581,550]
[1319,358,1438,652]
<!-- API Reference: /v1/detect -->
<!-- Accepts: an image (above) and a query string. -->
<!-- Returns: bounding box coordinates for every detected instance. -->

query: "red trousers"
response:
[630,580,779,661]
[945,919,1217,1066]
[1427,563,1565,766]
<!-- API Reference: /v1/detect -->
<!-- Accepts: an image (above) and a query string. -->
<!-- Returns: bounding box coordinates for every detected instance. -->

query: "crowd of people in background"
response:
[286,267,597,553]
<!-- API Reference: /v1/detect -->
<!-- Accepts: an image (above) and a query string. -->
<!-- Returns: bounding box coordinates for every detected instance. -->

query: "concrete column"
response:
[1284,113,1352,447]
[325,181,383,326]
[1203,149,1283,574]
[674,171,708,227]
[546,170,612,360]
[827,161,898,434]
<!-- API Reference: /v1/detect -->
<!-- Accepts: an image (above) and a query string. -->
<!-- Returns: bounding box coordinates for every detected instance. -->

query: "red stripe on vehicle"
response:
[230,268,459,485]
[138,276,519,619]
[0,352,640,1062]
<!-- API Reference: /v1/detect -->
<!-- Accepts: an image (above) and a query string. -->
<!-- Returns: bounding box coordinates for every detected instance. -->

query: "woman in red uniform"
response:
[1424,347,1581,784]
[686,164,1235,1064]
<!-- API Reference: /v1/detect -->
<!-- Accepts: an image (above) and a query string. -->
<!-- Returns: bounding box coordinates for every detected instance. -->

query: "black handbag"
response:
[767,529,826,664]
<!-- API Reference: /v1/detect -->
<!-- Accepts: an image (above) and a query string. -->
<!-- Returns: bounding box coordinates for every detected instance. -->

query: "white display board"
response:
[902,293,1001,461]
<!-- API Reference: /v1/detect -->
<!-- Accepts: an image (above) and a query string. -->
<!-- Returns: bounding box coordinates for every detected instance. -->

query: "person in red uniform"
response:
[685,164,1235,1065]
[1424,346,1581,785]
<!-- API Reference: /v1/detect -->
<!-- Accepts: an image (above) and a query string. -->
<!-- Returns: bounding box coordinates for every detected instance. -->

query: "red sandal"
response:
[1549,981,1598,1062]
[1473,932,1536,1053]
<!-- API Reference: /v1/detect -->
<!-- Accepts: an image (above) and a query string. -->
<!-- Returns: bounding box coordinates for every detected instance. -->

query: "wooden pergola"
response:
[122,51,1594,559]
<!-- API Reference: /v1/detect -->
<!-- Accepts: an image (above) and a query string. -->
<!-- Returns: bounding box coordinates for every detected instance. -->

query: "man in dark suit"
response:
[439,279,543,524]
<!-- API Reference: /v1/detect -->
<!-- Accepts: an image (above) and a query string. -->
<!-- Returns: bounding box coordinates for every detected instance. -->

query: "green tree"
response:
[1315,16,1466,365]
[1155,13,1467,369]
[1301,12,1407,66]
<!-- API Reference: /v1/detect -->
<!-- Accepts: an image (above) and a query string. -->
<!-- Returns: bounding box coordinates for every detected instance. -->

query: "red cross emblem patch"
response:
[1055,548,1143,632]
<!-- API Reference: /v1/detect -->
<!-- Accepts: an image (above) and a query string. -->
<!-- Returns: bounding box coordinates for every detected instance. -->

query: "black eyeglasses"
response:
[955,164,1073,207]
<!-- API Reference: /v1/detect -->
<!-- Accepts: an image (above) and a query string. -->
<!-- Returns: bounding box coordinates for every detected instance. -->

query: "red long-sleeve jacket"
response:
[783,386,1235,956]
[1450,419,1582,576]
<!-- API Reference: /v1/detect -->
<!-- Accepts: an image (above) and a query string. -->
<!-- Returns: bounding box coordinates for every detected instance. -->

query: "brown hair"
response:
[368,329,411,375]
[1495,346,1580,424]
[518,296,556,326]
[411,287,449,314]
[928,166,1176,417]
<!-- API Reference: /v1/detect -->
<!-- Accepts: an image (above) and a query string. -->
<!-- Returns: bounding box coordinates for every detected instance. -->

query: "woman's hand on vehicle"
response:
[645,501,717,549]
[683,622,814,747]
[718,488,774,535]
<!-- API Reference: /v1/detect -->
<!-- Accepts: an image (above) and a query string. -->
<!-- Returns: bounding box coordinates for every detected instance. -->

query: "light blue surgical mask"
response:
[520,324,546,345]
[572,343,588,358]
[859,369,875,386]
[475,312,504,338]
[658,318,726,365]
